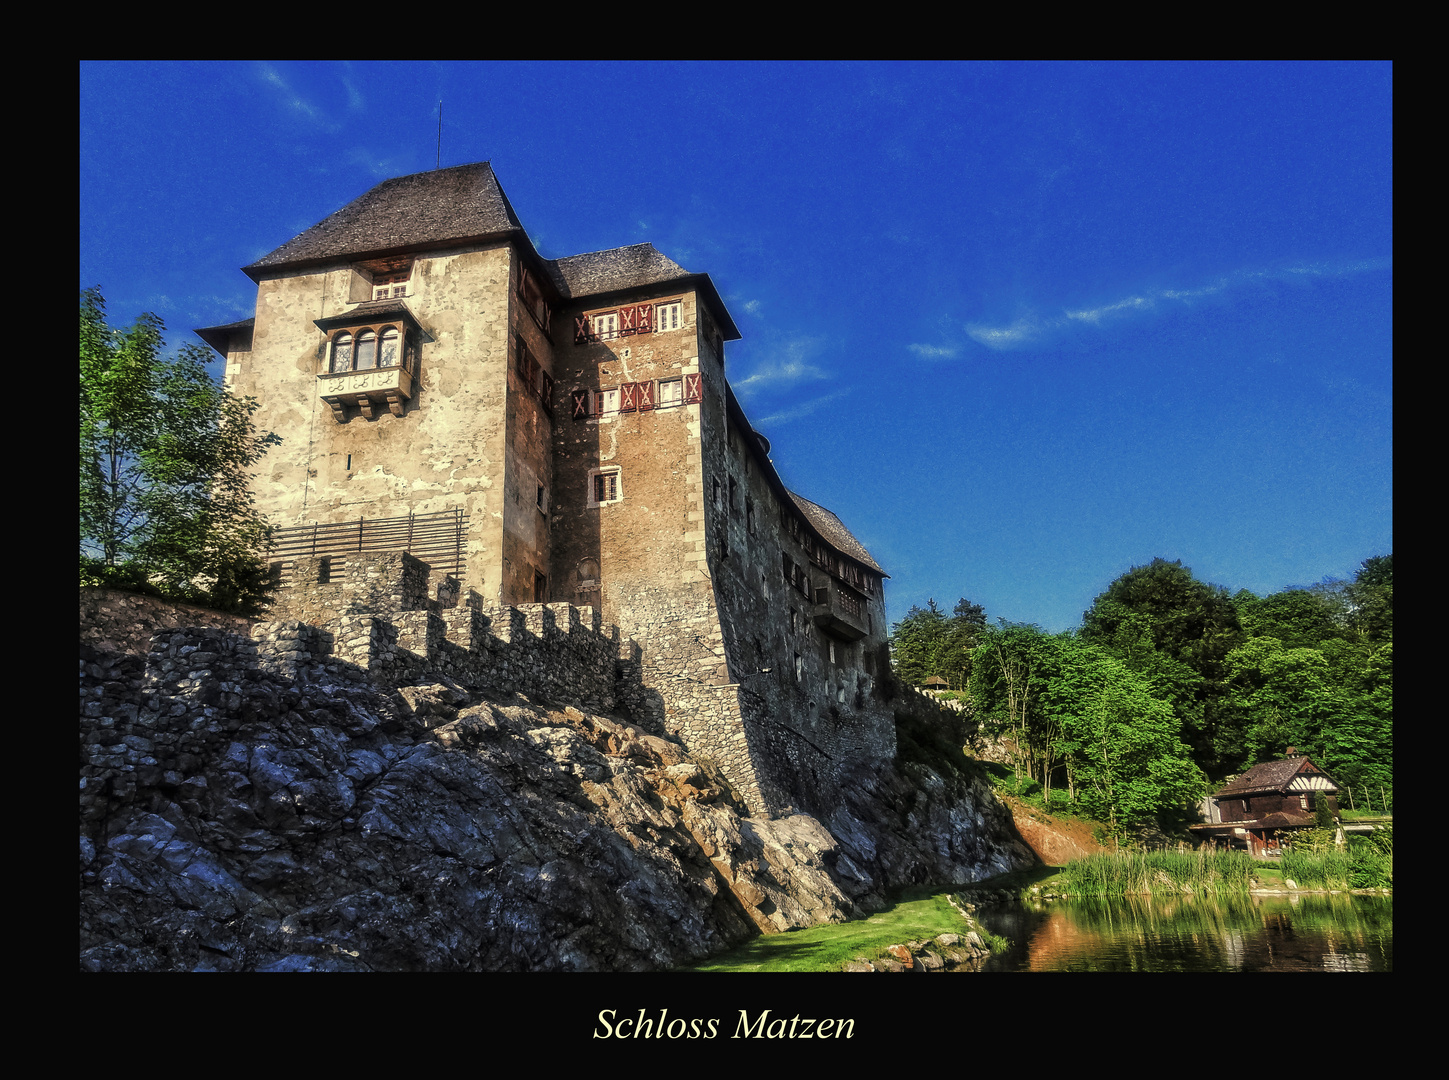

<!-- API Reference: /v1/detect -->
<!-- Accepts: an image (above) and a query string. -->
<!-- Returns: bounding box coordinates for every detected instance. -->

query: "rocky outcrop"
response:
[80,616,1032,972]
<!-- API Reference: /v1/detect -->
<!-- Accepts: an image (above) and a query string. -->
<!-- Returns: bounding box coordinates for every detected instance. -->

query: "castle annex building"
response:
[198,162,895,816]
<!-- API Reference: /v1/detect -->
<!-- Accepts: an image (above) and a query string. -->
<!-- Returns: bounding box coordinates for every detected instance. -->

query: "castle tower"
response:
[199,162,897,817]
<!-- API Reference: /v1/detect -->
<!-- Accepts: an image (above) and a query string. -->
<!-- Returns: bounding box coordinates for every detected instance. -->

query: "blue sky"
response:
[80,62,1392,632]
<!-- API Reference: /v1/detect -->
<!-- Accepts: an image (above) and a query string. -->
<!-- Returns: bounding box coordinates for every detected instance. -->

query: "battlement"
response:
[260,550,634,714]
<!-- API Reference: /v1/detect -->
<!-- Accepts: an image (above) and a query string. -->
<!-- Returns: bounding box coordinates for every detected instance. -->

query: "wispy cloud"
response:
[967,258,1390,351]
[258,64,324,123]
[966,318,1041,349]
[735,338,829,390]
[342,75,364,111]
[908,343,960,359]
[743,300,762,316]
[1063,294,1155,324]
[756,389,851,427]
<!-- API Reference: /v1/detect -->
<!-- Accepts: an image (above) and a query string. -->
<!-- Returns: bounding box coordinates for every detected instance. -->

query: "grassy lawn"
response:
[1252,861,1284,887]
[684,888,975,972]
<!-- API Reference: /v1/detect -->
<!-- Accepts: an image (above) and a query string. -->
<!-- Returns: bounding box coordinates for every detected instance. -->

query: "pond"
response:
[972,891,1392,972]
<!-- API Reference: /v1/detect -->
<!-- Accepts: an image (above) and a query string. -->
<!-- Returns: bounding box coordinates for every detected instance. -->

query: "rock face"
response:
[80,621,1031,972]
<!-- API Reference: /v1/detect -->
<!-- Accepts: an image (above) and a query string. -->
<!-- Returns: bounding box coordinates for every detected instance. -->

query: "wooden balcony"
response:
[812,582,867,642]
[319,364,413,421]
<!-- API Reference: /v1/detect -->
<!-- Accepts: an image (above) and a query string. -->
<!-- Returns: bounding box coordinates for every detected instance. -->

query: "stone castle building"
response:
[197,162,895,817]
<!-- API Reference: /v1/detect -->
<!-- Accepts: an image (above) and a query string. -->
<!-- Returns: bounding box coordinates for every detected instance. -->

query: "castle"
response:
[197,162,896,817]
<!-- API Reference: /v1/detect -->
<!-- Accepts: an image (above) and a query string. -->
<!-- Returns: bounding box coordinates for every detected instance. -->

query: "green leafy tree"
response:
[1236,587,1342,651]
[80,288,280,613]
[969,623,1068,798]
[1045,645,1207,840]
[1081,558,1245,774]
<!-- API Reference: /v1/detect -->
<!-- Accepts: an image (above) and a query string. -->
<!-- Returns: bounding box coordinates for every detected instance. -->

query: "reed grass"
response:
[1280,846,1392,889]
[1059,850,1256,897]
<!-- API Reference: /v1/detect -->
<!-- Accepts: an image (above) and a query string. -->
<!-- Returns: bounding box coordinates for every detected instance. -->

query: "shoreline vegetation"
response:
[962,846,1392,901]
[687,842,1391,972]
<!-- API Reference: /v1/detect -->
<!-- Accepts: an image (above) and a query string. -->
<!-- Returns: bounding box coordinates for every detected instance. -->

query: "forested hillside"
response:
[890,556,1393,836]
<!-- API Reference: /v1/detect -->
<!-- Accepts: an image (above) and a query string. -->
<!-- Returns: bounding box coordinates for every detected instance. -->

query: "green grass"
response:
[684,888,974,972]
[1280,842,1392,890]
[1058,850,1257,897]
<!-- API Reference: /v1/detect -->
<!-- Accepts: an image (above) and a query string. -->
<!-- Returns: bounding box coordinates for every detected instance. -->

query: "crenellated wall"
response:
[262,549,631,716]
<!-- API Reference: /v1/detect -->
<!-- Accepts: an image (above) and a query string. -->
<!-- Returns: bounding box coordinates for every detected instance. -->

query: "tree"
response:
[80,288,280,613]
[1081,558,1245,774]
[889,597,988,689]
[1045,646,1207,840]
[1236,587,1342,651]
[969,622,1067,797]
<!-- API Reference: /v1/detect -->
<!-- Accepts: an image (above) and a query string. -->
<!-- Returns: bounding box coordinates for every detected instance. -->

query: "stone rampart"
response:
[260,550,630,714]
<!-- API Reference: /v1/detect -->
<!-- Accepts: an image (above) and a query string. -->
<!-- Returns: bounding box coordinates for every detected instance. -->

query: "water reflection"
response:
[975,893,1392,972]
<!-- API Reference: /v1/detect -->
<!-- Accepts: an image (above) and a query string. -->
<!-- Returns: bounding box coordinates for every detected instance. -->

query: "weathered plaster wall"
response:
[236,246,515,600]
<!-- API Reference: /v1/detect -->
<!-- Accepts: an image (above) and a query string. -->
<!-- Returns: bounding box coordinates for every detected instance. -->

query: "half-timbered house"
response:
[1191,751,1342,855]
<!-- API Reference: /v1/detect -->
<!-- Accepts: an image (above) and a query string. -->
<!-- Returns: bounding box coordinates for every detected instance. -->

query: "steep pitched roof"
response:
[789,492,886,575]
[244,162,524,277]
[1214,757,1336,798]
[546,244,691,299]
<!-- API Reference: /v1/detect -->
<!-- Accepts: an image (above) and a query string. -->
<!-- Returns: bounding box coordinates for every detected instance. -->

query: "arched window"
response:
[331,332,353,373]
[379,327,400,368]
[356,330,377,370]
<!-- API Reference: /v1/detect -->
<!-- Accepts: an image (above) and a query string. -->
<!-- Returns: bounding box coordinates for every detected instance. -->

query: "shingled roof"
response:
[244,162,524,277]
[1214,756,1337,798]
[546,244,691,299]
[789,492,886,575]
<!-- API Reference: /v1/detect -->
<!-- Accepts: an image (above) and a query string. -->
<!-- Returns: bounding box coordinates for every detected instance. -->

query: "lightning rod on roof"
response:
[436,101,443,169]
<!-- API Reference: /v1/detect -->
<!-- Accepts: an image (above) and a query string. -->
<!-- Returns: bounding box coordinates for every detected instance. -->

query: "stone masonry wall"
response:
[80,587,254,656]
[263,550,628,716]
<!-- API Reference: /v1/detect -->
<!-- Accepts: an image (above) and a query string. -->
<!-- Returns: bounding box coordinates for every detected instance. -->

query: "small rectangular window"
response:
[594,471,620,503]
[657,378,683,407]
[656,302,682,332]
[595,388,619,414]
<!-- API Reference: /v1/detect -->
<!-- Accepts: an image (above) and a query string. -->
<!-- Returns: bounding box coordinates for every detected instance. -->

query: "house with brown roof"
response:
[1191,751,1342,856]
[196,161,895,818]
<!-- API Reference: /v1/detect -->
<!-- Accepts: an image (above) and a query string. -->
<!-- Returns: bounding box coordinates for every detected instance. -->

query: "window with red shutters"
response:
[683,372,703,404]
[620,382,638,412]
[638,380,655,410]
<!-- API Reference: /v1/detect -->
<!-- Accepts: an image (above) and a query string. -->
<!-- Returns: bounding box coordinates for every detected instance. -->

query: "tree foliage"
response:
[1045,646,1207,837]
[1081,558,1245,774]
[80,288,280,613]
[919,551,1391,836]
[889,597,987,689]
[970,625,1205,829]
